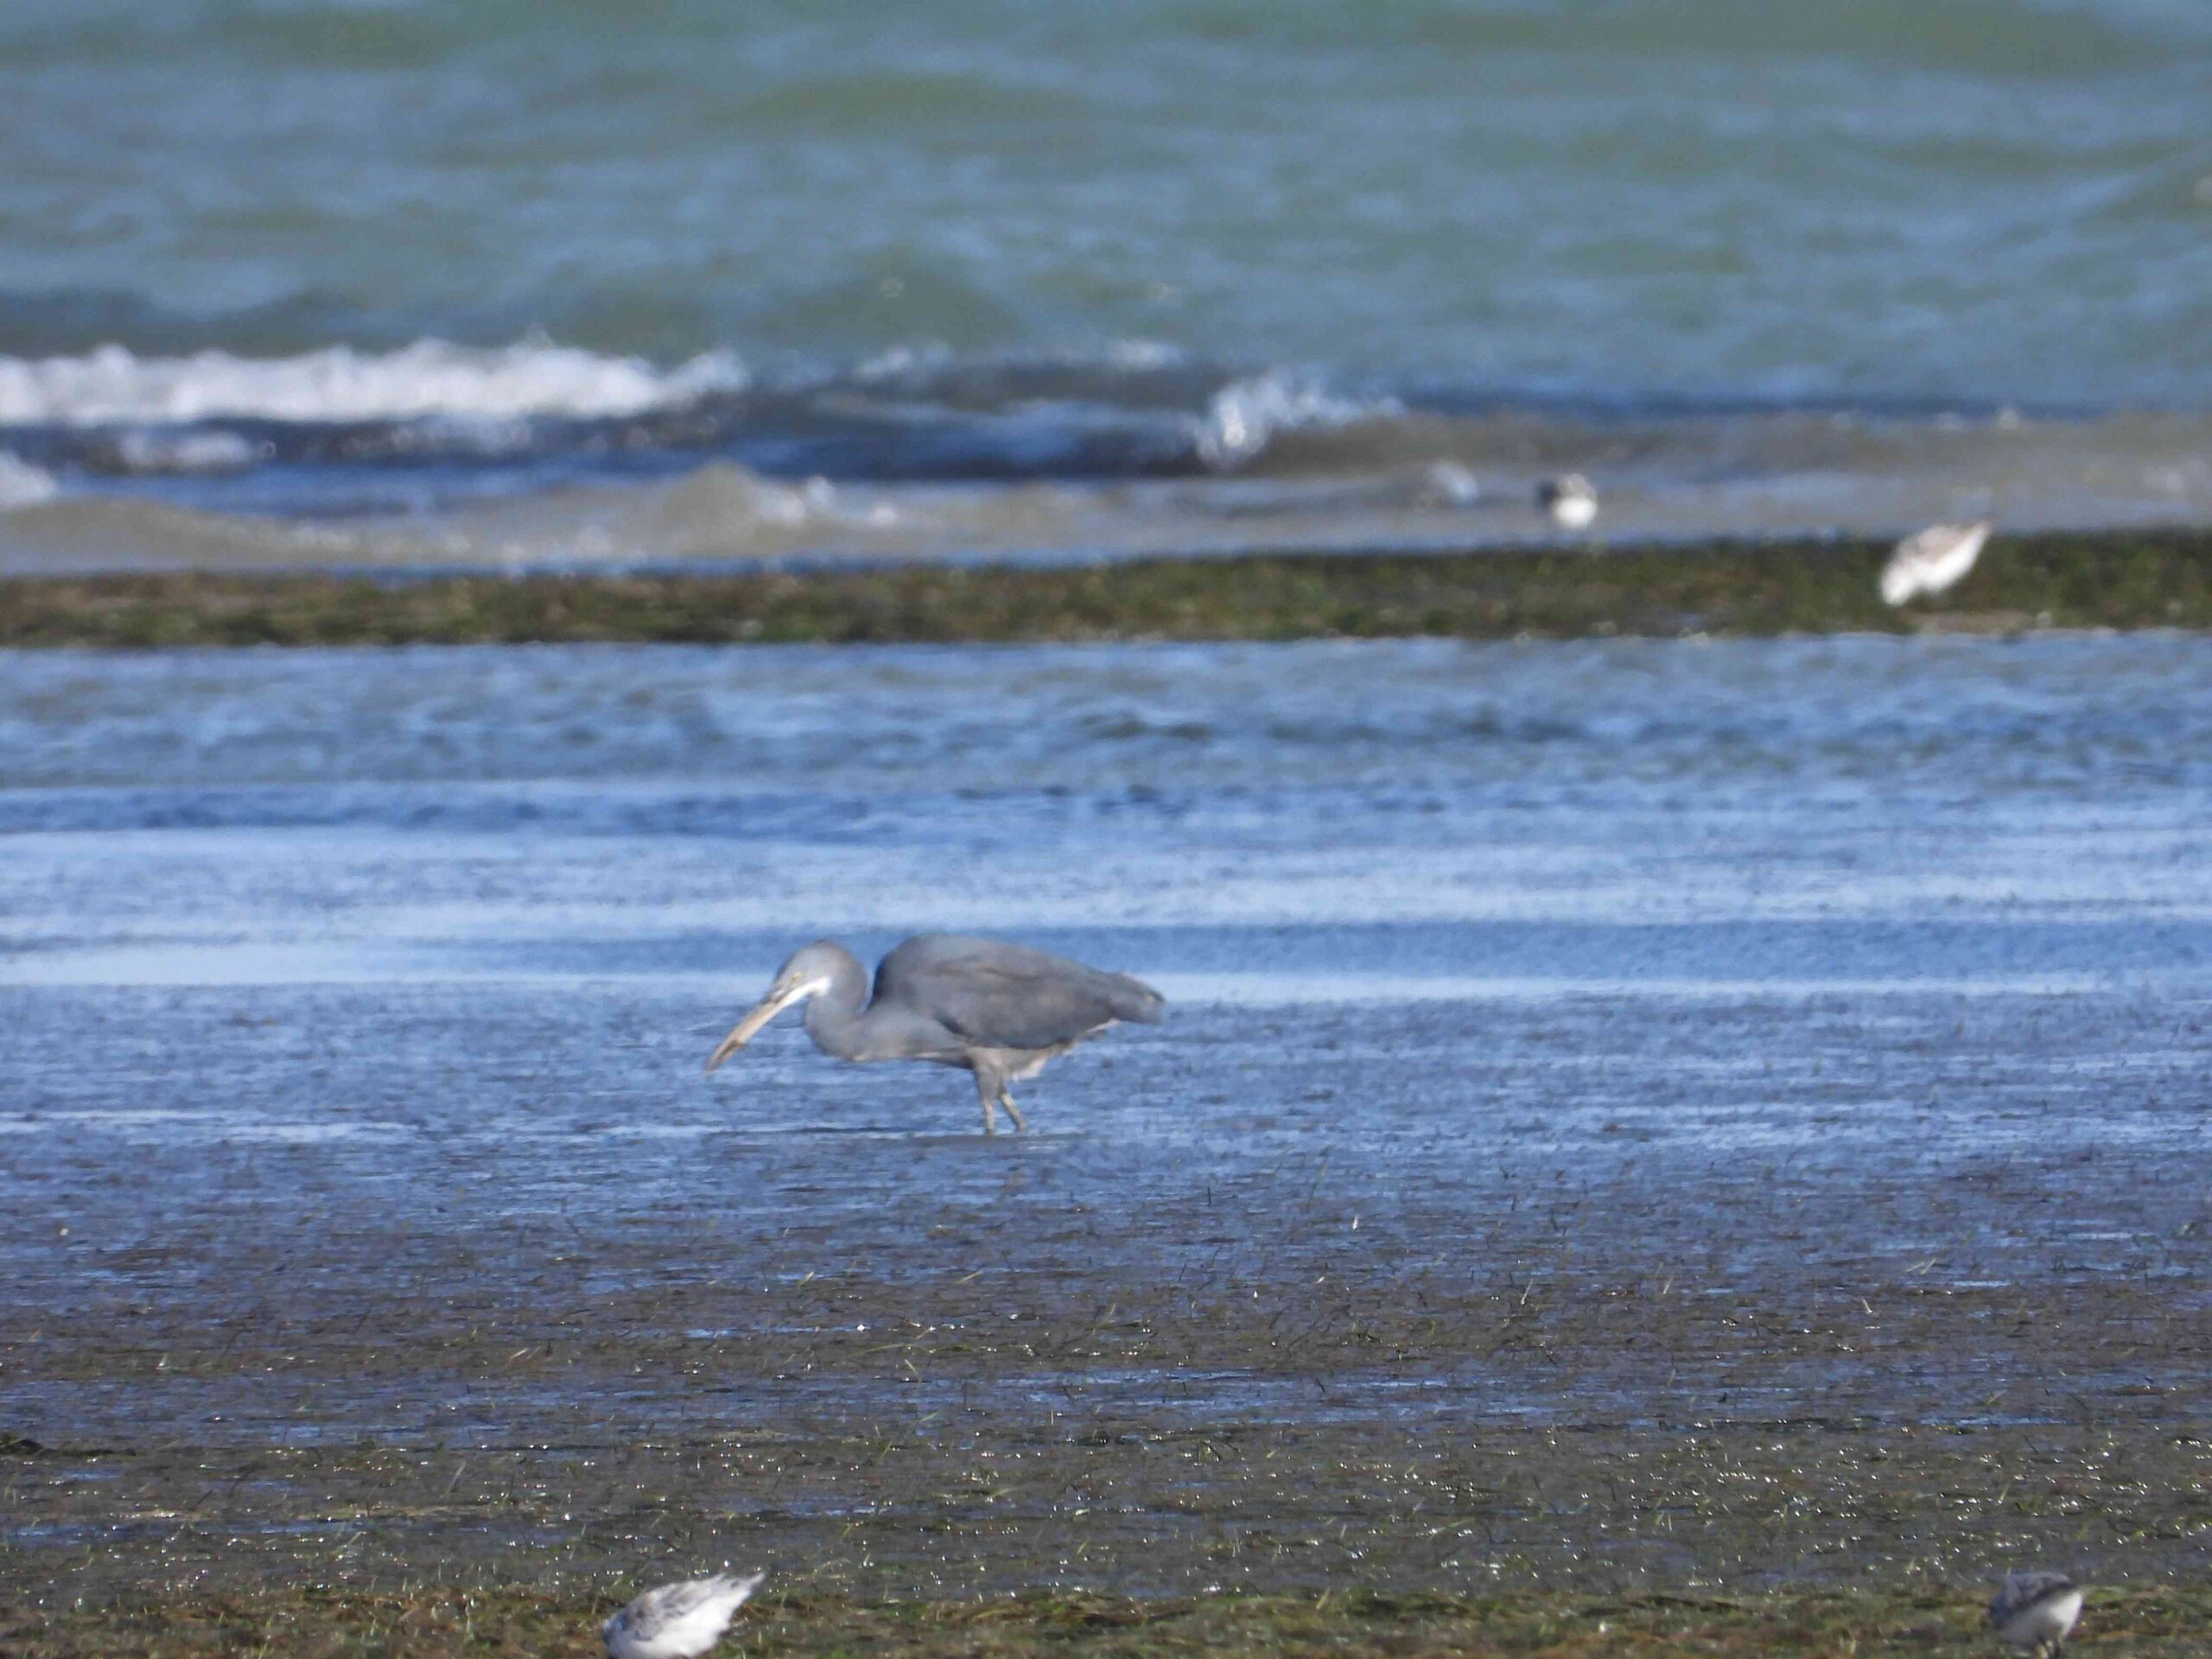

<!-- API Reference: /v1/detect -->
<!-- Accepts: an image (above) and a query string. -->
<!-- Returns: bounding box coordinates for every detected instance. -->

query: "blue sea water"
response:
[1,1,2209,563]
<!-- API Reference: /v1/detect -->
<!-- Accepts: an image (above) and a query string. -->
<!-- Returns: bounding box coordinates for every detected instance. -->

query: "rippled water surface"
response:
[5,635,2212,987]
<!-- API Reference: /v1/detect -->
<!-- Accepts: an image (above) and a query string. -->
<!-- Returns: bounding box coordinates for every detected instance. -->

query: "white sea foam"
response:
[0,450,60,509]
[112,428,269,474]
[1195,370,1402,468]
[850,341,956,382]
[0,340,747,427]
[1105,338,1186,369]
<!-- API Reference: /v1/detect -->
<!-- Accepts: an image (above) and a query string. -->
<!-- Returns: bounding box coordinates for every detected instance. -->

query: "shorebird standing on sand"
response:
[603,1571,766,1659]
[1987,1571,2083,1657]
[1879,520,1992,605]
[1536,474,1599,529]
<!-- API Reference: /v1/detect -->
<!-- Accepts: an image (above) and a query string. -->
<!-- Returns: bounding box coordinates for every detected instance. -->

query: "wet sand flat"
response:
[3,636,2209,1629]
[6,982,2211,1606]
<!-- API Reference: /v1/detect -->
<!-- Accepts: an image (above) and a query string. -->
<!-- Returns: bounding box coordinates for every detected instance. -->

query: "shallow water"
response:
[3,1,2211,563]
[3,637,2209,1594]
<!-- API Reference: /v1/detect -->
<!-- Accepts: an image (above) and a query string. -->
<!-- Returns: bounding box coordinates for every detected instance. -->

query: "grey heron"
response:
[705,934,1165,1134]
[603,1570,764,1659]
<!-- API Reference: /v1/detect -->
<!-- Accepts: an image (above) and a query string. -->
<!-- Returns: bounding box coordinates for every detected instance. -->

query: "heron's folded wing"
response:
[883,946,1161,1051]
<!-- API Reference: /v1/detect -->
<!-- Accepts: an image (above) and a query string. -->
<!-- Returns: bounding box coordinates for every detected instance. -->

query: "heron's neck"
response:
[801,953,872,1059]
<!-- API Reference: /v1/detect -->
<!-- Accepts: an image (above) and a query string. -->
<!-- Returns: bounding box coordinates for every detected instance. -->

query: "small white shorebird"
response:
[603,1570,766,1659]
[1880,519,1992,606]
[1536,473,1599,529]
[1987,1570,2083,1657]
[1416,459,1482,506]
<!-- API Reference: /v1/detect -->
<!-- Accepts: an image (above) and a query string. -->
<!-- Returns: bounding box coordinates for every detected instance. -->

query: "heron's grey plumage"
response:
[603,1570,764,1659]
[706,934,1164,1134]
[1987,1571,2082,1657]
[876,936,1162,1051]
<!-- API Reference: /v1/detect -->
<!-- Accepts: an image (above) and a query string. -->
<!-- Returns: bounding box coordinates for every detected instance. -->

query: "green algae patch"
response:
[9,1583,2210,1659]
[2,529,2209,647]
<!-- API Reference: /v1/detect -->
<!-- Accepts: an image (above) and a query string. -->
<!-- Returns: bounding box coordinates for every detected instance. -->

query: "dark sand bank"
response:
[2,528,2209,647]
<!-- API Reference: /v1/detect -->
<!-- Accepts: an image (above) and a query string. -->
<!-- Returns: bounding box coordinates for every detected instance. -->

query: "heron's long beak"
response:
[704,977,818,1072]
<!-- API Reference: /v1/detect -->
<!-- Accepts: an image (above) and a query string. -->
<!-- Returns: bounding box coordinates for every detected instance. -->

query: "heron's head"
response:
[704,942,847,1072]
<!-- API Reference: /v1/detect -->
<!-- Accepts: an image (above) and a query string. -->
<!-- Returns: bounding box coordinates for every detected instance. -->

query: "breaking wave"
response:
[0,451,60,511]
[0,340,747,427]
[1197,372,1404,469]
[0,340,1411,487]
[1,335,2209,574]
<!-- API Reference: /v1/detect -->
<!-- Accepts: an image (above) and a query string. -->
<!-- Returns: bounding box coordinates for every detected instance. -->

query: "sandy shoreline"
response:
[0,527,2208,647]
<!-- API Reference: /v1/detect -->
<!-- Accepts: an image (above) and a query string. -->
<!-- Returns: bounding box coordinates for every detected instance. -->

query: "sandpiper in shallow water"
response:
[1416,459,1482,505]
[1536,473,1599,529]
[705,934,1165,1134]
[1986,1571,2082,1657]
[1880,520,1993,605]
[603,1571,765,1659]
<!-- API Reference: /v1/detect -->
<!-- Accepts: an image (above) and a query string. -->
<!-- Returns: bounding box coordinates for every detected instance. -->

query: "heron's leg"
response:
[998,1090,1027,1133]
[975,1071,999,1136]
